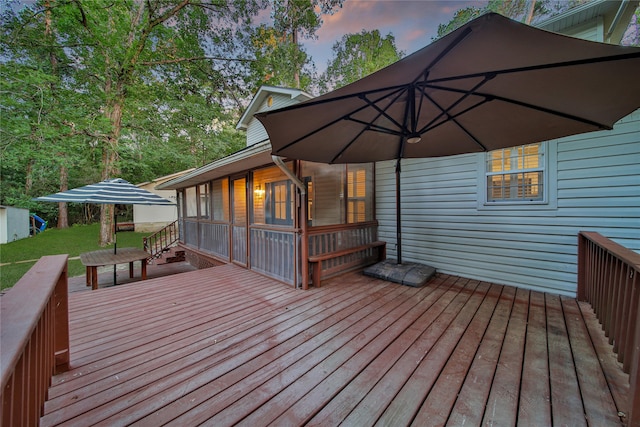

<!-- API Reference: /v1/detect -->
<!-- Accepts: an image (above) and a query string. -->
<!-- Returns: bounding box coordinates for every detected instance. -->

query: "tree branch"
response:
[140,56,254,66]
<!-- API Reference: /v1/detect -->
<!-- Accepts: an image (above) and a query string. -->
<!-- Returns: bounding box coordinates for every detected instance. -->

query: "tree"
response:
[435,0,553,39]
[2,0,264,245]
[248,0,342,90]
[320,29,404,92]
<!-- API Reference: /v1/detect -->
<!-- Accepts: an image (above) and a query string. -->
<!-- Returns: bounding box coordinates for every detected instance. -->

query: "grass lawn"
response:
[0,224,150,291]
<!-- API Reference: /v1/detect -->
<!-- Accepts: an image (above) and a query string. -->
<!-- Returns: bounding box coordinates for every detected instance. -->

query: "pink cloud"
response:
[307,1,488,69]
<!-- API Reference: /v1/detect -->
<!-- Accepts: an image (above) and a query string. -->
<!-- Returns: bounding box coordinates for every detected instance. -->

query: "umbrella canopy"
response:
[256,13,640,164]
[256,12,640,265]
[34,178,175,206]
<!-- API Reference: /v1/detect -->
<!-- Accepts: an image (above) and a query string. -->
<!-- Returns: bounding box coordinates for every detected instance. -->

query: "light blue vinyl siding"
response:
[246,93,302,146]
[376,110,640,296]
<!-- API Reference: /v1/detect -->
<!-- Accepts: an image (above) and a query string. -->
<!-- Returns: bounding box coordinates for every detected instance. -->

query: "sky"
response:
[304,0,489,70]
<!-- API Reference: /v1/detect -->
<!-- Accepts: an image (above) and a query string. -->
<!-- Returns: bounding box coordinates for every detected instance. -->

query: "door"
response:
[231,176,248,266]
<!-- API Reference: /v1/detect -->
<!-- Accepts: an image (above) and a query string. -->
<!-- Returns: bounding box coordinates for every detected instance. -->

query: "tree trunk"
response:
[524,0,536,25]
[57,164,69,228]
[25,159,34,194]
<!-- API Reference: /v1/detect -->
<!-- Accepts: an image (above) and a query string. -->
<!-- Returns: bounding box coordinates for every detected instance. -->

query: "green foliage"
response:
[435,0,554,39]
[1,0,265,236]
[0,223,150,289]
[247,0,342,90]
[320,29,404,92]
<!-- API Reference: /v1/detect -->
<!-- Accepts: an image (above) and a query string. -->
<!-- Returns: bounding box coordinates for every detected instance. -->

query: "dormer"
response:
[237,86,314,147]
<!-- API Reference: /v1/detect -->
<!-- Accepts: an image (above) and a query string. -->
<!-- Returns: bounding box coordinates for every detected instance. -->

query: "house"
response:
[159,0,639,296]
[0,205,30,244]
[132,169,193,233]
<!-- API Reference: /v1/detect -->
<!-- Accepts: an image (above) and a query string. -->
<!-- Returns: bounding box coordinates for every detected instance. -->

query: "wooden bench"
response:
[308,241,386,288]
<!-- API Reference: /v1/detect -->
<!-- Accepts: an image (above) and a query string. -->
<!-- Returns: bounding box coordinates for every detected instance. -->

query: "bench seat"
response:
[308,241,386,287]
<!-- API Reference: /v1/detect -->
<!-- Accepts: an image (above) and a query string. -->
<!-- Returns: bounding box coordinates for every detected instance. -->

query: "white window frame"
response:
[477,140,557,211]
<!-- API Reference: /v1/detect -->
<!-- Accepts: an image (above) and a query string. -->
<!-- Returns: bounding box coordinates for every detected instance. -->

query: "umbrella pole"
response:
[113,205,117,285]
[396,159,402,265]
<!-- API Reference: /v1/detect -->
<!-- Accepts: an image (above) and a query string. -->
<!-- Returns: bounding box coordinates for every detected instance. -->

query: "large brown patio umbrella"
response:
[258,13,640,163]
[256,13,640,264]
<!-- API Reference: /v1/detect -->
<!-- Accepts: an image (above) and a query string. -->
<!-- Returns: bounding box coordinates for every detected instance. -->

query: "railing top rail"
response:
[579,231,640,270]
[308,220,379,235]
[0,254,68,389]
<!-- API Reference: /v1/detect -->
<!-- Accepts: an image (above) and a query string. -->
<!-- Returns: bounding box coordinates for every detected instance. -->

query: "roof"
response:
[136,168,196,188]
[156,141,273,190]
[236,86,314,131]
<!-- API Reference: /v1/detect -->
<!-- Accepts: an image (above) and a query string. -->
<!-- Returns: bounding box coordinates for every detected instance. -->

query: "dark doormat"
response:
[364,259,436,287]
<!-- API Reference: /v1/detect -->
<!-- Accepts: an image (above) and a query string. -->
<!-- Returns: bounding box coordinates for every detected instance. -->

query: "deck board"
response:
[41,264,629,426]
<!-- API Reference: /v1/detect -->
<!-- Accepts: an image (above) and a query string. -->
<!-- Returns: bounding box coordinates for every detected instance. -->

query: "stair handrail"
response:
[143,220,179,261]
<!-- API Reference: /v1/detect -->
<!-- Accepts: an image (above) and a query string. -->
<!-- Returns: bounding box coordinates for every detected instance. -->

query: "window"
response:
[486,143,544,202]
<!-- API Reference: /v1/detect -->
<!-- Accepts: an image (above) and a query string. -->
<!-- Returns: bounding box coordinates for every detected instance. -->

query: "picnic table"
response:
[80,247,149,290]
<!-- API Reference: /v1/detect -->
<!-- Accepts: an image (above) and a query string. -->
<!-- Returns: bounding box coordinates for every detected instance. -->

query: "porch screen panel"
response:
[183,220,198,248]
[212,179,229,221]
[250,228,295,285]
[347,164,373,223]
[252,164,293,226]
[199,222,229,259]
[199,183,210,219]
[183,186,198,247]
[232,178,247,265]
[302,162,345,226]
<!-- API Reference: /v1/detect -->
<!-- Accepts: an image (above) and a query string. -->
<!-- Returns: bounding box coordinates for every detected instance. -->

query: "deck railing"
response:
[1,255,70,426]
[577,231,640,426]
[143,220,179,261]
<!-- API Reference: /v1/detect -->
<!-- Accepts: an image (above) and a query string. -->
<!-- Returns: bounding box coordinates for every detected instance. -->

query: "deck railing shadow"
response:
[578,231,640,427]
[1,255,70,426]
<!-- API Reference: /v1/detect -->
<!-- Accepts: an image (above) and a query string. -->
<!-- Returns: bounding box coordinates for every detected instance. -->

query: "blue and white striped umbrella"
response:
[34,178,174,206]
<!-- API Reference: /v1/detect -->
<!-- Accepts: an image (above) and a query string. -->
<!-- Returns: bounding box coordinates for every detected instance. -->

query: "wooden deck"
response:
[42,264,629,426]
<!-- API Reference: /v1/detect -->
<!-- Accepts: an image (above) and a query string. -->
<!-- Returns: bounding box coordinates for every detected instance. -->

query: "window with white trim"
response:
[486,142,544,202]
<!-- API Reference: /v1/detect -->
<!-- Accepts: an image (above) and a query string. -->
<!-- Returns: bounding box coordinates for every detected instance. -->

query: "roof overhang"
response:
[157,141,274,190]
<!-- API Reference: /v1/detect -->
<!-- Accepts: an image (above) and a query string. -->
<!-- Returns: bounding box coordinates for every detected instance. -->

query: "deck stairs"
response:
[142,220,182,264]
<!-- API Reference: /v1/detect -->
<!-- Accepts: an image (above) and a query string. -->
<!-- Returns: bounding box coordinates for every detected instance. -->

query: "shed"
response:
[132,169,193,233]
[0,206,30,244]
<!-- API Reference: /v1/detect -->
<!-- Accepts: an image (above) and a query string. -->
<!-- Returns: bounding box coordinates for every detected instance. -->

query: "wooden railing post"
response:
[577,232,587,301]
[54,266,70,373]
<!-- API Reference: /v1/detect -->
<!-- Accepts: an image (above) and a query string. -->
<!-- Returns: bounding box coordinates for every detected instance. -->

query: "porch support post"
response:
[272,156,309,289]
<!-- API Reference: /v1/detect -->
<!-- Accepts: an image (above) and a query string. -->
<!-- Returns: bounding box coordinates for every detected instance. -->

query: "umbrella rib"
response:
[416,75,495,134]
[424,83,613,130]
[330,89,409,163]
[423,51,640,85]
[410,26,473,85]
[418,87,489,151]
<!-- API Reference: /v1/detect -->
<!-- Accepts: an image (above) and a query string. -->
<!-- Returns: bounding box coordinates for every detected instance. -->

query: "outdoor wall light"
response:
[254,184,265,197]
[407,134,422,144]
